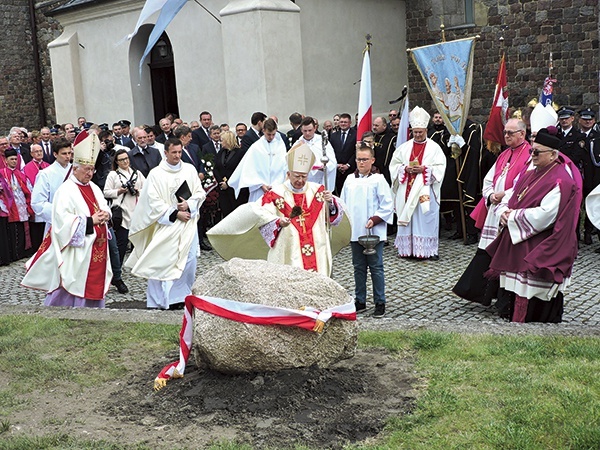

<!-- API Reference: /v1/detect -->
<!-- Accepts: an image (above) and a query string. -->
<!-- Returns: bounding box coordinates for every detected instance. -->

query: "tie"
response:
[215,142,220,153]
[44,142,50,156]
[341,131,346,146]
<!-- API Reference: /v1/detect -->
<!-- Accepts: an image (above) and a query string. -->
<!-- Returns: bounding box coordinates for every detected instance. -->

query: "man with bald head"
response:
[372,116,396,184]
[129,127,162,178]
[470,117,531,247]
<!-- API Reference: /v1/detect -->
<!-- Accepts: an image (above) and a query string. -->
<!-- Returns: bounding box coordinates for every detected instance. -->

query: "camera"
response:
[103,139,115,151]
[123,180,138,196]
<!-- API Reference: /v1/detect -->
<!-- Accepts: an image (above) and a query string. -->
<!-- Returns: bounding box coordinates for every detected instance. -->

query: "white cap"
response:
[530,103,558,133]
[287,143,315,173]
[409,106,430,129]
[72,130,101,166]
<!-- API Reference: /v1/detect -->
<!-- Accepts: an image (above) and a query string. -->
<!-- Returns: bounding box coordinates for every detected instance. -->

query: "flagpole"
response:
[439,15,467,243]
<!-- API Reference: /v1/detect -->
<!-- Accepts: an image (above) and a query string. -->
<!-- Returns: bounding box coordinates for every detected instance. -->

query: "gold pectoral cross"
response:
[295,212,308,233]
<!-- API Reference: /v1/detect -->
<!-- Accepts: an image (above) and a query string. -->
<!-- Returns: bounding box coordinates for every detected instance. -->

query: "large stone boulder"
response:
[191,258,357,373]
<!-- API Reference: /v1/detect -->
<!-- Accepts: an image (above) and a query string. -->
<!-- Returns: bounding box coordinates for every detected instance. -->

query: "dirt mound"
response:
[105,348,419,449]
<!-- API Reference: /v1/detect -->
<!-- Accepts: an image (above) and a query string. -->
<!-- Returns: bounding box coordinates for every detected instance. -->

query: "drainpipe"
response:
[28,0,47,127]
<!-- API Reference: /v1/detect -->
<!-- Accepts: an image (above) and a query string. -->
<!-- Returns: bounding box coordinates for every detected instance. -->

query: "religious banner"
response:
[409,37,477,136]
[539,53,557,107]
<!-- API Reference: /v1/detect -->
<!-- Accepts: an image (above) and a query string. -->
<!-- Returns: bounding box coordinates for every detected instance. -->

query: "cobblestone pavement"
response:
[2,229,600,333]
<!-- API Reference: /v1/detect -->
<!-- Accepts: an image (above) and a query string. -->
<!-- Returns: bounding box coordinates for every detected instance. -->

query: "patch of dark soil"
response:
[106,300,146,309]
[105,348,418,449]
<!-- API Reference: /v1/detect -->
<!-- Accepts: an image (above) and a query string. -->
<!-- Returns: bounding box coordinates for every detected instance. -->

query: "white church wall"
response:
[297,0,407,126]
[49,0,407,129]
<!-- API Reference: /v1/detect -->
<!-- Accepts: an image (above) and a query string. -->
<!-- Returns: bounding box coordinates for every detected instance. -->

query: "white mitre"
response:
[72,130,101,166]
[287,143,316,173]
[409,106,430,129]
[530,103,558,133]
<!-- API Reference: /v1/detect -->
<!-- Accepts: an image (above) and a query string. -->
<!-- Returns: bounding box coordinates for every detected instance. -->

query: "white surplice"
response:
[341,173,394,241]
[227,134,288,202]
[126,160,206,309]
[30,161,72,233]
[299,134,337,192]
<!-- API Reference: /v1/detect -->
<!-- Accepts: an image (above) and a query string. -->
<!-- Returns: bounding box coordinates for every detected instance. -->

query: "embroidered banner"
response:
[410,37,477,136]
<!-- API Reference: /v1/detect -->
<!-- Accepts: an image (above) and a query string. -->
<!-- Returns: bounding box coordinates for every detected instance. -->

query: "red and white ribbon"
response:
[154,295,356,390]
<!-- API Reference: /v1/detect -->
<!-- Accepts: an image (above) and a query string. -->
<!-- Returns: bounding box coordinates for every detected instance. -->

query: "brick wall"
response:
[0,1,66,134]
[406,0,600,125]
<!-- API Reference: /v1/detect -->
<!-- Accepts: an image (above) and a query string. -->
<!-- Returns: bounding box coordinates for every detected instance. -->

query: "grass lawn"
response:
[1,316,599,449]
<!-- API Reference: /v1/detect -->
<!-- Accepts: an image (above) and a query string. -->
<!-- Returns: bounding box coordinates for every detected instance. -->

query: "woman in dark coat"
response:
[213,130,248,218]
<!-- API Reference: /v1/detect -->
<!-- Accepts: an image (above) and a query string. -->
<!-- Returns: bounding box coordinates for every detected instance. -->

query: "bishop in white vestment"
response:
[22,131,112,307]
[389,107,446,259]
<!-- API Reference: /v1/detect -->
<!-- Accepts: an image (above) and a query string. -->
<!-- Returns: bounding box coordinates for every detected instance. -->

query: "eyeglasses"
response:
[530,149,553,156]
[503,130,522,136]
[116,157,129,162]
[356,158,372,162]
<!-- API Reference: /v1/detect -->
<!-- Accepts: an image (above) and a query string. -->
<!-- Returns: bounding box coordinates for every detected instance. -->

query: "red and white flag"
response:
[356,49,372,141]
[483,54,509,147]
[396,95,410,149]
[154,295,356,390]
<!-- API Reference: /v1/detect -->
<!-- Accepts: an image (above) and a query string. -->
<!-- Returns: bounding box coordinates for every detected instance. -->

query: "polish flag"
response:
[357,50,372,141]
[154,295,356,390]
[483,54,509,147]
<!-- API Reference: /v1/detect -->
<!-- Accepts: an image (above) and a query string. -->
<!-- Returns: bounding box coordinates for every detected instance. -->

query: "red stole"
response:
[263,185,327,272]
[77,184,108,300]
[405,141,426,200]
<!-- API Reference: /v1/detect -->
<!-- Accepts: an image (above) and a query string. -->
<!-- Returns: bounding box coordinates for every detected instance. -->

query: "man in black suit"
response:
[191,111,213,148]
[8,127,31,168]
[235,122,247,147]
[330,113,357,194]
[173,125,203,173]
[240,112,266,153]
[287,112,303,147]
[201,125,222,159]
[155,118,173,144]
[40,127,55,164]
[129,127,162,178]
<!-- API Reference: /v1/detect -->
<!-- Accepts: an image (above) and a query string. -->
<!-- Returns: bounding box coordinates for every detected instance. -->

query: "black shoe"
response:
[355,301,366,313]
[464,234,478,245]
[170,302,185,310]
[111,279,129,294]
[428,254,439,261]
[449,231,463,240]
[200,240,213,251]
[383,240,390,247]
[373,303,386,318]
[584,231,593,245]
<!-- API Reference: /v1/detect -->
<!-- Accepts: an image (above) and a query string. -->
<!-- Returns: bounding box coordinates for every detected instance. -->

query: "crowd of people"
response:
[4,102,600,322]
